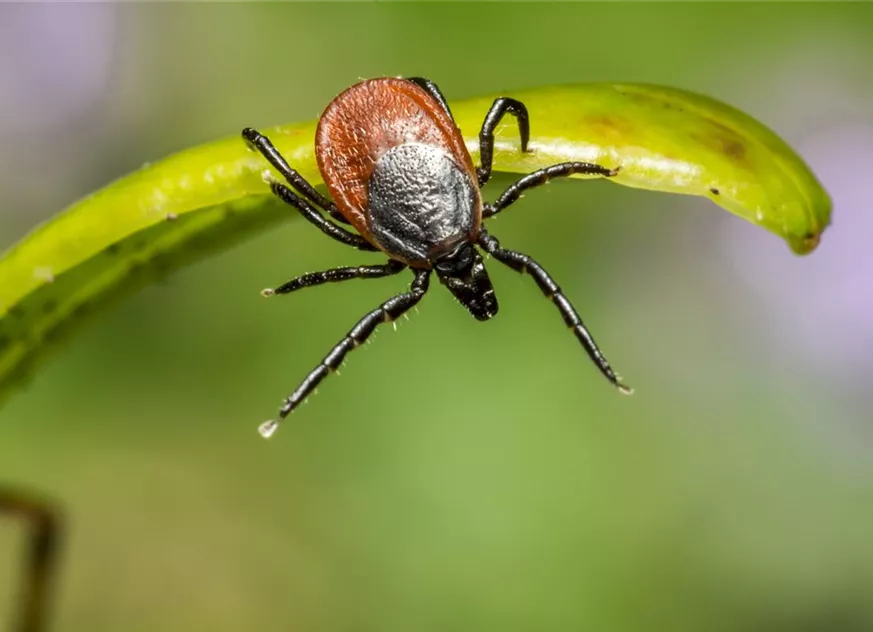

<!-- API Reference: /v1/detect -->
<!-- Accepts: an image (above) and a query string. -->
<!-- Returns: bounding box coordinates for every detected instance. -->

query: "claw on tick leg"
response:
[258,419,280,439]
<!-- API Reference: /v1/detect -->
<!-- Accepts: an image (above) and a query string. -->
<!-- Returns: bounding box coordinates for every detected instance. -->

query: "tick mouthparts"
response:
[258,419,280,439]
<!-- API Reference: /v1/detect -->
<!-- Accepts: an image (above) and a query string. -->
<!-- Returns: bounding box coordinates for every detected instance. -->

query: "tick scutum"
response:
[367,143,479,265]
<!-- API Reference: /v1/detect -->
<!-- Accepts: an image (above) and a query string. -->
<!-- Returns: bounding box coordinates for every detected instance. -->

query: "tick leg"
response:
[259,269,431,436]
[483,162,620,219]
[262,260,406,297]
[1,488,62,632]
[477,231,631,394]
[406,77,454,119]
[477,97,531,187]
[271,182,378,251]
[241,127,350,225]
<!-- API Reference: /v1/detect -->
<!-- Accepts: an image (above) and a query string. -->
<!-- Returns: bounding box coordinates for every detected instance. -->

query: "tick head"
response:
[434,242,498,321]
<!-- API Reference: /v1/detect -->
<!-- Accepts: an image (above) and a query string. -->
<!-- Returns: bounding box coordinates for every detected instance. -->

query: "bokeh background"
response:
[2,4,872,631]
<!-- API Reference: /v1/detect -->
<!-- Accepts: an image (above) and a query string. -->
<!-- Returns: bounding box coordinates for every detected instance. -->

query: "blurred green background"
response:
[2,3,872,631]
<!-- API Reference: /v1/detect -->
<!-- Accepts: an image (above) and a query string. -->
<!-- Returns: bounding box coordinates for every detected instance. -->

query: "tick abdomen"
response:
[367,143,478,264]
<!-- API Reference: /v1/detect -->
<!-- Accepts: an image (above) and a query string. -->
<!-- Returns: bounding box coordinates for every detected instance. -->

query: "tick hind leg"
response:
[0,488,62,632]
[477,230,632,394]
[262,260,406,297]
[241,127,351,225]
[477,97,531,187]
[259,269,431,438]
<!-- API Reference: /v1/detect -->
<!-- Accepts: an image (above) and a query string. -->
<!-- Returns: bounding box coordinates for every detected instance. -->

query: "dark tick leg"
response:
[271,183,378,251]
[477,97,531,187]
[477,230,631,394]
[483,162,620,219]
[263,260,406,296]
[406,77,454,119]
[1,488,62,632]
[241,127,350,225]
[259,269,431,436]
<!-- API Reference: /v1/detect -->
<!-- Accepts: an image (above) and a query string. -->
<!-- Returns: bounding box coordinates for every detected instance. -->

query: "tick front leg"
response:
[261,260,406,297]
[258,268,431,438]
[484,162,620,219]
[270,183,378,252]
[477,97,531,187]
[242,127,352,225]
[477,231,631,394]
[0,488,62,632]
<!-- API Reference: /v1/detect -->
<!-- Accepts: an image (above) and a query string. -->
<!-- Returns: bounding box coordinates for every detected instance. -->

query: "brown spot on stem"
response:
[720,137,746,160]
[690,128,749,166]
[803,232,821,251]
[586,114,634,140]
[707,118,748,162]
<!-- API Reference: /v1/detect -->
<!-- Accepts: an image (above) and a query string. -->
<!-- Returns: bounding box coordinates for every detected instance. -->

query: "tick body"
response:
[243,77,630,437]
[317,78,481,267]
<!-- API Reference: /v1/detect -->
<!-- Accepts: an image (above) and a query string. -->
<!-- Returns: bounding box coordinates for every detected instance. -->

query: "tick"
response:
[243,77,631,438]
